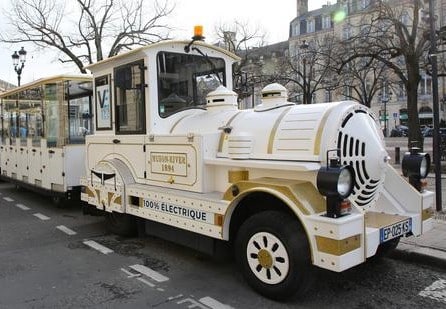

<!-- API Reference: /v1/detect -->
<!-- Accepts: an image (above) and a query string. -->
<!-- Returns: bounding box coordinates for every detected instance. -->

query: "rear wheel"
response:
[105,212,137,237]
[375,237,400,257]
[234,211,315,300]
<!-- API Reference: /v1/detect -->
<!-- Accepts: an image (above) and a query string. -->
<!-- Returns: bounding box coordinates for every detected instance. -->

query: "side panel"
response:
[113,135,146,180]
[42,147,64,191]
[28,145,42,186]
[145,134,203,192]
[7,145,17,179]
[64,145,86,187]
[86,135,115,171]
[17,146,29,182]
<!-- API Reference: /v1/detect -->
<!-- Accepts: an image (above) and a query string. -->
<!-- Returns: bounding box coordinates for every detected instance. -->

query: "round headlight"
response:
[402,150,430,179]
[337,167,354,197]
[419,156,428,178]
[317,165,355,198]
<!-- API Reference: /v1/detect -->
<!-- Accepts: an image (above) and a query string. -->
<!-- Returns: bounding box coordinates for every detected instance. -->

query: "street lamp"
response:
[378,87,392,137]
[11,46,27,86]
[300,40,310,104]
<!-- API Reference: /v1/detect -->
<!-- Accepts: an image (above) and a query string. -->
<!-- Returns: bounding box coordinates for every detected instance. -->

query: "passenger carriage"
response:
[0,75,93,203]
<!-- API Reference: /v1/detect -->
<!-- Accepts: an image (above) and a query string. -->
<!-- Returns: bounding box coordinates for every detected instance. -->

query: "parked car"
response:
[423,127,446,137]
[390,125,408,137]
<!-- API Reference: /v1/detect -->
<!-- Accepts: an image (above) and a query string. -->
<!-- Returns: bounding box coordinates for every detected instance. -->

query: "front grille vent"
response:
[337,111,383,207]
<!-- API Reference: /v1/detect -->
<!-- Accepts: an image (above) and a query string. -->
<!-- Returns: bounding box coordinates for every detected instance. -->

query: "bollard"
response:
[395,147,400,164]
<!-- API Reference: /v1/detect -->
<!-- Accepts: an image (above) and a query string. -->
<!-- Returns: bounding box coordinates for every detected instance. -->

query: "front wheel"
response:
[105,212,137,237]
[234,211,315,300]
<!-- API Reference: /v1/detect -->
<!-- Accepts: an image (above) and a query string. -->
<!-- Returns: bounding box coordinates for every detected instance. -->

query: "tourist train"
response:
[0,30,433,300]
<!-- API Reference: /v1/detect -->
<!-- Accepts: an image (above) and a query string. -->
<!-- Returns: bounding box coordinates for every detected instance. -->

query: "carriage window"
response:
[44,83,60,147]
[157,51,225,117]
[2,99,17,145]
[68,80,93,144]
[18,87,43,147]
[114,61,145,134]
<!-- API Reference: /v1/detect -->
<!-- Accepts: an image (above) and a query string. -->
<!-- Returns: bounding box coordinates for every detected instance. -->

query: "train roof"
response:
[84,40,241,71]
[0,74,92,98]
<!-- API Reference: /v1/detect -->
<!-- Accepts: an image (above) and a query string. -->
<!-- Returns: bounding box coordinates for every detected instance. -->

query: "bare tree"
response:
[273,34,338,104]
[1,0,174,73]
[214,20,268,103]
[339,0,431,145]
[338,57,390,107]
[214,20,267,53]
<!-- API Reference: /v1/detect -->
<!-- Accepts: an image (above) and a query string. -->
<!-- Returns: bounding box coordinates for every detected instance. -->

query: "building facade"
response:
[0,80,15,93]
[289,0,446,135]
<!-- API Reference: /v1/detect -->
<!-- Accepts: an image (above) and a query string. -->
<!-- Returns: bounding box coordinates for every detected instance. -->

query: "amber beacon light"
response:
[193,25,205,41]
[184,25,205,53]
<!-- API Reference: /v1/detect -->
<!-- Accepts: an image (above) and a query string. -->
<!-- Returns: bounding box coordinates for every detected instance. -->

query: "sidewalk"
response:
[393,217,446,269]
[391,172,446,268]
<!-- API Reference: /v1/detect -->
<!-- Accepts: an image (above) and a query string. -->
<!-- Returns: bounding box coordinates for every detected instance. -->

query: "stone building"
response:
[289,0,446,135]
[235,41,289,109]
[0,80,15,93]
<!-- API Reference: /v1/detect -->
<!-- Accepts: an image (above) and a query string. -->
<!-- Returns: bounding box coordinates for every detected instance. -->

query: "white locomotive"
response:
[4,32,425,300]
[79,33,434,299]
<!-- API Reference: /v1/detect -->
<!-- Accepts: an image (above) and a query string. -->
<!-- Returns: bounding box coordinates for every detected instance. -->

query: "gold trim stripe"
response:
[86,187,95,198]
[267,107,292,154]
[313,105,336,156]
[218,111,242,152]
[315,234,361,256]
[223,178,326,215]
[228,170,249,183]
[422,207,433,221]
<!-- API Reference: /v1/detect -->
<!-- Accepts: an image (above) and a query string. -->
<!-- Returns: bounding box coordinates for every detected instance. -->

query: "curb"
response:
[389,243,446,270]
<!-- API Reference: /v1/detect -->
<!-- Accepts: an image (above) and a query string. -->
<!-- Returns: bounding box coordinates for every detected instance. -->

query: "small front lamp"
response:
[402,147,431,192]
[317,150,355,218]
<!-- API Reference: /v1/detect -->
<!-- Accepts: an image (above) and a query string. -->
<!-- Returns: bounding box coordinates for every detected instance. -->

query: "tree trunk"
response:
[406,82,423,151]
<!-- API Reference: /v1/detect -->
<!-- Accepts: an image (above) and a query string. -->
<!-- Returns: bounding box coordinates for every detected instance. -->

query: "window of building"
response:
[401,11,410,26]
[342,25,352,40]
[361,0,371,9]
[398,82,407,98]
[343,85,353,99]
[308,19,315,33]
[114,60,146,134]
[419,73,432,95]
[323,15,331,29]
[315,15,322,31]
[300,20,307,34]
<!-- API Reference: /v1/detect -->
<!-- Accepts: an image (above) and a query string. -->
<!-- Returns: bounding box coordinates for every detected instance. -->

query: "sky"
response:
[0,0,327,85]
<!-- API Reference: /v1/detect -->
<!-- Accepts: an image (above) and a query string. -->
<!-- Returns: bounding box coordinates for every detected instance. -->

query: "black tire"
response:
[105,212,137,237]
[234,211,315,300]
[52,196,67,208]
[375,237,400,257]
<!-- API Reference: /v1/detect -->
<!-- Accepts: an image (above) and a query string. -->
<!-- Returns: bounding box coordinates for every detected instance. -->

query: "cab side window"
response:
[114,61,146,134]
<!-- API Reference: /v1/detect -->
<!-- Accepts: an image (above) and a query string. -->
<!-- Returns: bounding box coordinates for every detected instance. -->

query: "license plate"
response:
[379,218,412,243]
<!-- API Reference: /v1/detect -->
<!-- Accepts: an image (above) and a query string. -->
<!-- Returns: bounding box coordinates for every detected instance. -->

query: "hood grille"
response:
[337,110,384,207]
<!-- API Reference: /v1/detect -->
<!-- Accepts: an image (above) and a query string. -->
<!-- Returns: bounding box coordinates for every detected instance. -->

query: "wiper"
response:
[190,46,223,85]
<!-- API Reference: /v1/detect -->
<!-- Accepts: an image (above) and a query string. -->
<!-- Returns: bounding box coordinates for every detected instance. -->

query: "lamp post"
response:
[428,0,442,212]
[379,86,392,137]
[300,40,310,104]
[11,47,27,86]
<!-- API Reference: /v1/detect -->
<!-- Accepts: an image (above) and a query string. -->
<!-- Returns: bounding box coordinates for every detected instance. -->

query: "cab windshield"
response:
[157,51,225,117]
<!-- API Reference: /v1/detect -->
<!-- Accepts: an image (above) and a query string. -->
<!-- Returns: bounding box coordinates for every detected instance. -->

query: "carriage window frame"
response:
[95,75,112,130]
[114,60,146,135]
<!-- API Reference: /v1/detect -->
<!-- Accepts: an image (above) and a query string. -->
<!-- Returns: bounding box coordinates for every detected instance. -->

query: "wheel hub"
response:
[257,249,273,268]
[246,231,290,285]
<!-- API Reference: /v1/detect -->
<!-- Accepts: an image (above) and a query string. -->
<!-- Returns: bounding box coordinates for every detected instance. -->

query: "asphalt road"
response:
[0,182,445,308]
